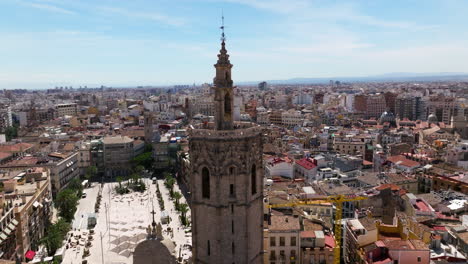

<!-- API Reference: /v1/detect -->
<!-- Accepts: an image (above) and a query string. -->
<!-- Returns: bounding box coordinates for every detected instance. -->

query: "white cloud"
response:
[98,6,186,27]
[19,0,75,15]
[222,0,437,30]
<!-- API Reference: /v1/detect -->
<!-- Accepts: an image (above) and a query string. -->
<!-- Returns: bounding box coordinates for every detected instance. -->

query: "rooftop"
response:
[296,157,317,170]
[0,142,34,153]
[103,136,133,144]
[269,215,300,231]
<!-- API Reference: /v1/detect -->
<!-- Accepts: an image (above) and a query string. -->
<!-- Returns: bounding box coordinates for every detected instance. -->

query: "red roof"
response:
[414,200,431,212]
[433,226,447,232]
[25,250,36,260]
[296,158,317,170]
[386,155,420,168]
[300,231,316,238]
[0,143,33,153]
[0,152,12,160]
[373,258,393,264]
[325,235,335,248]
[376,183,400,191]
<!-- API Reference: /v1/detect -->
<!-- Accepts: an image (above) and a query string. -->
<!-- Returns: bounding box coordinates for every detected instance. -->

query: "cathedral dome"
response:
[379,111,396,126]
[428,114,438,123]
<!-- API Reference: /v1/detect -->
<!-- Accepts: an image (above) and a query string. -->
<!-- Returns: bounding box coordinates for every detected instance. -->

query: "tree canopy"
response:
[56,189,79,222]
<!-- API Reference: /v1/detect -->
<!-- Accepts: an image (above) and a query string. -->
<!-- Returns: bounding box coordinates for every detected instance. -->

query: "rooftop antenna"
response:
[220,10,226,42]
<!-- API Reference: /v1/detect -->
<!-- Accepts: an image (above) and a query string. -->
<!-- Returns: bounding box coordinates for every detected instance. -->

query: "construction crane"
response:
[268,194,368,264]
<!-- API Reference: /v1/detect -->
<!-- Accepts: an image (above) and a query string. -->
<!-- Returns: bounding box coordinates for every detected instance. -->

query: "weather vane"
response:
[220,11,225,42]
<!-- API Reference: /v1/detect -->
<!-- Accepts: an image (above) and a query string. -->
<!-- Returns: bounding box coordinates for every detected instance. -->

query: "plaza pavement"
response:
[62,178,192,264]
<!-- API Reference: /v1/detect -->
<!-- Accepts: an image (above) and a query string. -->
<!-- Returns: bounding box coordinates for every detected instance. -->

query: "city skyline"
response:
[1,0,468,89]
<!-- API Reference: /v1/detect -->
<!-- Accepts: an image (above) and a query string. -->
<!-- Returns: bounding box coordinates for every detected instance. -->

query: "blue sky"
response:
[1,0,468,89]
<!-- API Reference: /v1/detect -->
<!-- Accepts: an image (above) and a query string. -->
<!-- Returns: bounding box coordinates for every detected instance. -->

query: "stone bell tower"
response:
[189,19,264,264]
[213,37,234,130]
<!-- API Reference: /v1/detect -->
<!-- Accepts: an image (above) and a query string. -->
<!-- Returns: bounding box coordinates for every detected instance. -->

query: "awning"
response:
[7,223,15,231]
[25,250,36,260]
[33,201,42,208]
[0,233,7,240]
[3,228,11,235]
[11,219,18,226]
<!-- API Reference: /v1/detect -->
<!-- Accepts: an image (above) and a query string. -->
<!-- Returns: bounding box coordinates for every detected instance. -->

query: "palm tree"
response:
[135,165,145,176]
[130,173,140,184]
[173,192,182,208]
[179,203,189,226]
[165,177,176,196]
[116,176,123,189]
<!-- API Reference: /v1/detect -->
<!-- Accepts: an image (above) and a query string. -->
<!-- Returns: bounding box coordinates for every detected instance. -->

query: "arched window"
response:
[202,167,210,199]
[224,93,231,114]
[229,166,235,197]
[251,164,257,195]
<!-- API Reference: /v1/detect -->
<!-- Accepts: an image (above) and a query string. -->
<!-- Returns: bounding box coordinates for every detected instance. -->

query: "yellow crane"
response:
[268,194,367,264]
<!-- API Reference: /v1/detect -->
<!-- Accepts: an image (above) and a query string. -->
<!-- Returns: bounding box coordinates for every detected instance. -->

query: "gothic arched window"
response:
[202,167,210,199]
[224,93,231,115]
[251,164,257,195]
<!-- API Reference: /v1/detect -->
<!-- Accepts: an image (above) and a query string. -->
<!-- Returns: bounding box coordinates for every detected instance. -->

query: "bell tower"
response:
[189,16,264,264]
[213,15,234,130]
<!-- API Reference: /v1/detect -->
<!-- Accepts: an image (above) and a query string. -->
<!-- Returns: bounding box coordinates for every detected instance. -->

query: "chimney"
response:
[21,196,26,204]
[285,217,288,223]
[36,181,41,189]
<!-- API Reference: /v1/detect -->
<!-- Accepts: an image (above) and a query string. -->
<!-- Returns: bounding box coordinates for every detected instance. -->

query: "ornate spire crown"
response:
[216,14,231,66]
[213,13,233,88]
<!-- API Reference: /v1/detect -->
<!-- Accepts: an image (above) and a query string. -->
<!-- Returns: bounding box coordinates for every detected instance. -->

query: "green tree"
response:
[3,125,18,141]
[116,176,123,189]
[173,191,182,208]
[40,218,70,255]
[56,190,79,222]
[130,173,140,184]
[144,143,153,152]
[179,203,189,226]
[164,174,175,196]
[85,166,97,181]
[67,177,83,194]
[131,152,154,170]
[134,165,145,176]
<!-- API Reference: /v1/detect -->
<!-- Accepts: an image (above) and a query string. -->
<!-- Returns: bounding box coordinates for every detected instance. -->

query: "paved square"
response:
[62,178,192,264]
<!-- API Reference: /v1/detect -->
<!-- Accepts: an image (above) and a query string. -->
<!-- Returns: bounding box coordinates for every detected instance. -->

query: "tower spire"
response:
[220,10,225,43]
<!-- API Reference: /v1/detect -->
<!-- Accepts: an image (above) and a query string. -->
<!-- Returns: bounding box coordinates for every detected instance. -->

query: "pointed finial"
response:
[220,11,225,42]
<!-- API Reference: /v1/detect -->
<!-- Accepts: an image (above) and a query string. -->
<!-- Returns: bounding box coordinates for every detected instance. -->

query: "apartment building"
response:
[301,230,335,264]
[103,136,134,178]
[427,96,455,125]
[344,218,378,263]
[46,152,80,197]
[55,103,78,117]
[267,215,301,264]
[1,168,52,261]
[282,110,304,127]
[395,95,424,121]
[354,94,387,119]
[0,104,12,132]
[0,197,18,260]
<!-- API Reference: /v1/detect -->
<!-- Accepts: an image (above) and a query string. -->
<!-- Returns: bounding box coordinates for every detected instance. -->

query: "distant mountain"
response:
[237,72,468,85]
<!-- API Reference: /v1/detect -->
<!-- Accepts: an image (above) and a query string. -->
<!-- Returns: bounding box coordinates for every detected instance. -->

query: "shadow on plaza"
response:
[133,239,177,264]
